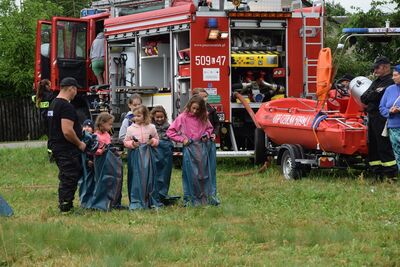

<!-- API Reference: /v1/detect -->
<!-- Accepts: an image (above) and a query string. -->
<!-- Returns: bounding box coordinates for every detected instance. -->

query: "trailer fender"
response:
[277,144,301,166]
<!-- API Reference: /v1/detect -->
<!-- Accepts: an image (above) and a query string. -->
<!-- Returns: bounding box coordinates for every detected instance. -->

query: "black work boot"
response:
[59,201,73,212]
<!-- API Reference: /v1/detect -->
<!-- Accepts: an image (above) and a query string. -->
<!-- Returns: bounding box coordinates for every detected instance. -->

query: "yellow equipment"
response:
[231,51,279,67]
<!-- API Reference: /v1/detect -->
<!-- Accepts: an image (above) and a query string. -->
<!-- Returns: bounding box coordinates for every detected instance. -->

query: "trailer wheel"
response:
[254,128,266,165]
[281,149,302,180]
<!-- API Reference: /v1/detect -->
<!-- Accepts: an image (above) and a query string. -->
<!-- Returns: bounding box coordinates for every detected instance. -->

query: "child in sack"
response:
[167,95,220,206]
[124,105,162,210]
[151,106,180,205]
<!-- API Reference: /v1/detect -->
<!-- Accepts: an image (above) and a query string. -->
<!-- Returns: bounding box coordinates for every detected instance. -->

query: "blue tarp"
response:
[0,195,13,217]
[79,148,123,211]
[127,144,163,210]
[155,140,174,199]
[182,140,220,206]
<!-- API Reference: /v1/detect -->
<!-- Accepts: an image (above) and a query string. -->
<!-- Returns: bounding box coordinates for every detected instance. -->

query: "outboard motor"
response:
[349,76,372,109]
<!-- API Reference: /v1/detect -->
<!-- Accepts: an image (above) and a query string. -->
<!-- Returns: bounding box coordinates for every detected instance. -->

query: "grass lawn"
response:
[0,147,399,266]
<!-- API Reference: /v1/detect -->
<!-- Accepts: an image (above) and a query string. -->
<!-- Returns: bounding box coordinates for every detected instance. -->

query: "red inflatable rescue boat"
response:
[255,48,368,156]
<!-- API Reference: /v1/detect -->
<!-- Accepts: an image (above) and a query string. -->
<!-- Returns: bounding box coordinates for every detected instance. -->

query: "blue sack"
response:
[155,140,174,199]
[79,153,95,208]
[182,140,220,206]
[127,144,162,210]
[0,195,13,217]
[79,148,123,211]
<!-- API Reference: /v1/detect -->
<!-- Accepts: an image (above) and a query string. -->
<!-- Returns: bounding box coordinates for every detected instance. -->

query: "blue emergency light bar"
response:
[343,27,400,33]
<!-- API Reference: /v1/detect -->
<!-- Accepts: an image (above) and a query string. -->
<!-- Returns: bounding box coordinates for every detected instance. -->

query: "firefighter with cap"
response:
[47,77,87,212]
[361,56,398,179]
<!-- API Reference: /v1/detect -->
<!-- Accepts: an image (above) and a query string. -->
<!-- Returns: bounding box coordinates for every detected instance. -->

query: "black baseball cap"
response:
[82,119,94,129]
[60,77,82,88]
[372,56,390,69]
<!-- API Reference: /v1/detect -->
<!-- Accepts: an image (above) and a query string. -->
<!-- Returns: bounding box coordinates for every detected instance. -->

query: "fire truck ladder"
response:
[292,0,324,98]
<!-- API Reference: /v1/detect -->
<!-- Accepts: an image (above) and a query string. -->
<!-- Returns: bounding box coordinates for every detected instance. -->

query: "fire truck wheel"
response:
[281,149,302,180]
[254,128,266,165]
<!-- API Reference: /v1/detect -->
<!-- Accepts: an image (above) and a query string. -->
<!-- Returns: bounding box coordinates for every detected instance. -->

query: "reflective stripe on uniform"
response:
[369,160,382,166]
[382,160,397,167]
[39,101,49,108]
[369,160,397,167]
[32,95,36,103]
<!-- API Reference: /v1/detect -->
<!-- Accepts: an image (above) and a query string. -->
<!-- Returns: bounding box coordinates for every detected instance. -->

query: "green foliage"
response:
[0,0,91,98]
[325,1,347,16]
[0,147,399,265]
[0,0,62,97]
[51,0,91,17]
[328,0,400,78]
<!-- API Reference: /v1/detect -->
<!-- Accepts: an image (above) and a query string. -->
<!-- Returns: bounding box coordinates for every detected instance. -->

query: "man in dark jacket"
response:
[48,77,87,212]
[361,56,398,180]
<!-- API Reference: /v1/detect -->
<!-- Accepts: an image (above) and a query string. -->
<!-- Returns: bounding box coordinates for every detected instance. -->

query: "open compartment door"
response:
[34,20,52,90]
[51,17,90,90]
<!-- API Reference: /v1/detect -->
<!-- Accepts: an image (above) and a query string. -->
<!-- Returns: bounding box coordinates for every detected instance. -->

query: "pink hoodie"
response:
[167,111,213,143]
[123,123,159,149]
[94,130,111,155]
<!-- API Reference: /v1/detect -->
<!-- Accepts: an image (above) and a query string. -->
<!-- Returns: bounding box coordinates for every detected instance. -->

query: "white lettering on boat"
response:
[272,114,312,126]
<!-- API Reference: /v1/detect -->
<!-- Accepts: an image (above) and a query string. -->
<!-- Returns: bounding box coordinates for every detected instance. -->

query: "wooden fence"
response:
[0,97,45,142]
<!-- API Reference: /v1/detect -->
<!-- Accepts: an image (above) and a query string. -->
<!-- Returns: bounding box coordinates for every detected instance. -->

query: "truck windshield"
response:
[56,21,87,59]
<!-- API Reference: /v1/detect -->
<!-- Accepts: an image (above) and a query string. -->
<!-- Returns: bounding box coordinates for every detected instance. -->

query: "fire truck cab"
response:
[34,0,325,160]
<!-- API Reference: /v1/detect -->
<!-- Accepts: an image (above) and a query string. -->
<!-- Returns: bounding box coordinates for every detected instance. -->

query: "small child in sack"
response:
[94,113,114,155]
[79,119,96,207]
[82,119,95,167]
[124,105,162,210]
[87,112,123,210]
[151,106,180,205]
[167,95,220,206]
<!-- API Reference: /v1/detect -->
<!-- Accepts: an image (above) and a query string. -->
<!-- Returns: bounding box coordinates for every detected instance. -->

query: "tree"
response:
[328,0,400,78]
[325,1,347,16]
[0,0,62,97]
[50,0,91,17]
[0,0,91,97]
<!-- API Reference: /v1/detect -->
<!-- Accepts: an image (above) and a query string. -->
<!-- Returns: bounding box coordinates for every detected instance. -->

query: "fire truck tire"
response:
[280,148,302,180]
[254,128,266,165]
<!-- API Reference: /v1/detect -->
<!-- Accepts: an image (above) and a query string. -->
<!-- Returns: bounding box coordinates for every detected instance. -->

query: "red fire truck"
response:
[34,0,324,160]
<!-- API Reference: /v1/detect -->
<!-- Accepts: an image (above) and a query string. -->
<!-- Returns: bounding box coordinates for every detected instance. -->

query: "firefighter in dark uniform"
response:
[361,56,398,179]
[48,77,86,212]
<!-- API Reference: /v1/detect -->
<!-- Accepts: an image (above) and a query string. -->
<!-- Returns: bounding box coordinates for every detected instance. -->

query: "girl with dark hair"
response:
[167,95,220,206]
[151,106,179,205]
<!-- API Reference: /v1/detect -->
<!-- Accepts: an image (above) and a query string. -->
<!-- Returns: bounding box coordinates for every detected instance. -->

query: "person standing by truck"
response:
[361,56,398,180]
[48,77,86,212]
[90,32,105,85]
[379,64,400,180]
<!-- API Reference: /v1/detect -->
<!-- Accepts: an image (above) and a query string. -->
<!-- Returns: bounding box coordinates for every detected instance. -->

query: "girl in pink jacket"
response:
[94,112,114,155]
[167,95,219,206]
[124,105,162,210]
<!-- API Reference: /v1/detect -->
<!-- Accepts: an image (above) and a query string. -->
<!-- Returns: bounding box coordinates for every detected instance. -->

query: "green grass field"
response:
[0,147,399,266]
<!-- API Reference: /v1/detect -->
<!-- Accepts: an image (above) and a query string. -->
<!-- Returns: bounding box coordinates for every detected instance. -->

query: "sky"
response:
[327,0,396,13]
